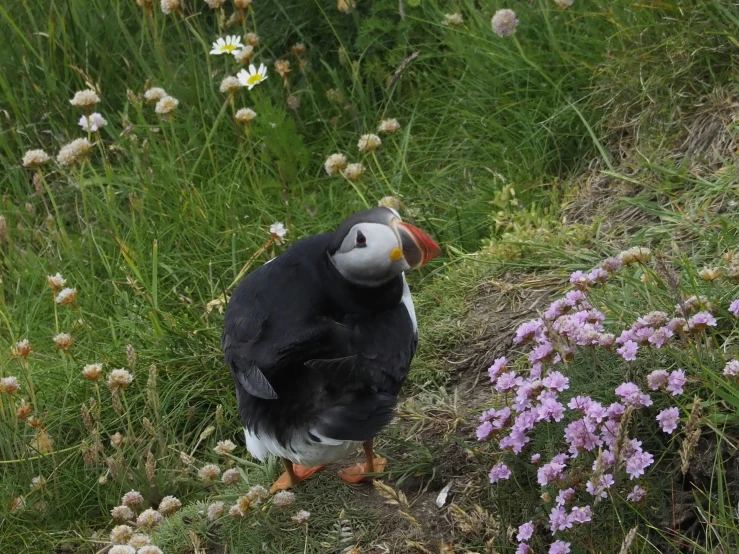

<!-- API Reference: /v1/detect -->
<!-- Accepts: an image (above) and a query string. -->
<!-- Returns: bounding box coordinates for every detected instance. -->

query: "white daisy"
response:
[269,222,287,244]
[210,36,245,57]
[237,63,268,90]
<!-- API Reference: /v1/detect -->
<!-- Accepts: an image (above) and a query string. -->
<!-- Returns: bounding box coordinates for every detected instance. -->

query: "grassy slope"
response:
[0,0,737,552]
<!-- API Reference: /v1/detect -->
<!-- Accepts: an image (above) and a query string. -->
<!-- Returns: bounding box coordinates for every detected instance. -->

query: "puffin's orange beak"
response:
[395,221,441,268]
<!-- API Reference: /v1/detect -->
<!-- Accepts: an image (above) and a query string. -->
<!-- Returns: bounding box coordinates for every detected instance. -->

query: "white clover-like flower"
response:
[214,440,237,455]
[272,490,296,508]
[57,138,93,166]
[122,490,144,507]
[378,196,400,210]
[619,246,652,265]
[136,508,163,528]
[229,504,246,518]
[204,0,225,8]
[144,87,168,103]
[324,153,348,176]
[245,32,259,46]
[234,45,254,64]
[218,468,239,485]
[160,0,180,14]
[491,9,519,37]
[378,118,401,134]
[0,376,20,395]
[54,333,74,350]
[155,96,179,115]
[47,273,66,291]
[443,13,464,26]
[137,547,163,554]
[274,59,291,79]
[210,35,244,56]
[111,432,125,448]
[235,108,257,124]
[699,267,720,281]
[110,524,134,544]
[337,0,355,14]
[30,476,46,491]
[111,505,135,521]
[219,76,242,94]
[237,63,268,90]
[554,0,574,7]
[82,363,103,380]
[158,495,181,515]
[342,163,365,182]
[207,501,225,521]
[198,464,221,482]
[56,287,78,306]
[22,149,51,168]
[70,89,100,109]
[127,533,151,548]
[234,0,252,7]
[78,113,107,132]
[357,134,382,152]
[245,484,269,504]
[107,369,134,391]
[291,509,311,524]
[11,339,32,358]
[109,546,135,554]
[269,222,287,245]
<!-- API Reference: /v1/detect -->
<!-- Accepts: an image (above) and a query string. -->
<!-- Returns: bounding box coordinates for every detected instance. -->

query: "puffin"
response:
[221,207,440,492]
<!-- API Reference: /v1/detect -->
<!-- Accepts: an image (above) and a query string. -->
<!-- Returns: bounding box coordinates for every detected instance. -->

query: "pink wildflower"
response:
[542,371,569,392]
[537,457,567,486]
[648,327,673,348]
[488,462,511,484]
[514,319,544,344]
[622,439,654,479]
[516,544,532,554]
[615,382,652,408]
[548,505,572,534]
[730,300,739,317]
[585,473,614,499]
[626,485,645,502]
[476,421,494,441]
[688,311,717,331]
[536,397,566,423]
[656,407,680,434]
[667,369,687,396]
[555,488,575,506]
[517,521,535,542]
[588,268,609,283]
[488,357,508,382]
[567,505,592,525]
[549,541,571,554]
[617,340,638,361]
[723,360,739,377]
[606,402,625,420]
[647,370,669,391]
[495,371,523,392]
[530,453,541,464]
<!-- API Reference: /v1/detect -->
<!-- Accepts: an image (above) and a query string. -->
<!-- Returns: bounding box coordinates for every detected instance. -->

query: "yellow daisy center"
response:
[247,74,263,85]
[222,45,237,52]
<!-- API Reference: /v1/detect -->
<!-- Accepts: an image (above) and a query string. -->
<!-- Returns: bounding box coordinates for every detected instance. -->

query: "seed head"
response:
[78,113,107,132]
[57,138,93,166]
[272,490,296,508]
[235,108,257,123]
[207,501,225,521]
[11,339,32,359]
[109,546,135,554]
[121,490,145,507]
[699,267,720,281]
[128,534,151,548]
[286,94,300,111]
[274,59,291,78]
[22,149,51,168]
[107,369,134,391]
[222,468,241,485]
[54,333,74,350]
[337,0,355,13]
[229,504,246,518]
[324,153,348,176]
[378,196,400,210]
[136,508,163,528]
[378,118,401,134]
[214,439,237,455]
[16,399,32,420]
[111,505,135,521]
[491,9,519,37]
[56,287,78,306]
[291,509,311,524]
[245,32,259,46]
[111,432,125,448]
[554,0,574,7]
[234,45,254,64]
[30,475,47,492]
[137,547,163,554]
[10,496,26,512]
[155,96,179,115]
[47,273,66,291]
[70,89,100,109]
[291,43,306,56]
[110,524,134,544]
[198,464,221,482]
[220,76,242,94]
[158,495,181,515]
[619,246,651,265]
[204,0,225,8]
[144,87,168,103]
[342,163,365,182]
[234,0,252,7]
[443,13,464,26]
[0,216,7,242]
[245,484,269,504]
[160,0,180,14]
[326,88,344,104]
[358,134,382,152]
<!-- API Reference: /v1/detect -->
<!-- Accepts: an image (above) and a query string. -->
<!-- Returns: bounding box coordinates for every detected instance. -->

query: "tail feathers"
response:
[313,393,396,442]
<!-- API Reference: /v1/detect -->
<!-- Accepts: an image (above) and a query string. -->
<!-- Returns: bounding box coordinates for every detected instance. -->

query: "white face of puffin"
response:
[330,207,441,287]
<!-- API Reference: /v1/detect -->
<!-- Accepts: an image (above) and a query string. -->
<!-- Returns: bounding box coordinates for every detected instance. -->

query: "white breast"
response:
[401,273,418,334]
[244,427,360,466]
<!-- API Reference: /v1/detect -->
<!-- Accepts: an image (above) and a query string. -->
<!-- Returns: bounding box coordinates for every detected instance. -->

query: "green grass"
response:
[0,0,738,552]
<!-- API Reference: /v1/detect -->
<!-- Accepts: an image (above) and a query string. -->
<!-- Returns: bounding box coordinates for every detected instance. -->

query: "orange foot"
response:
[338,457,387,484]
[269,464,325,494]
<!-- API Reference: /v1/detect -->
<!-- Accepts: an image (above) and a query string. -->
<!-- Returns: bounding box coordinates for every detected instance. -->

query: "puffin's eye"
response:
[355,230,367,248]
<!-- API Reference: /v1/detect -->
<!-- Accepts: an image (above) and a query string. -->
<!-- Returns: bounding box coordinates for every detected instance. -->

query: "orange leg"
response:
[270,458,325,494]
[338,439,387,484]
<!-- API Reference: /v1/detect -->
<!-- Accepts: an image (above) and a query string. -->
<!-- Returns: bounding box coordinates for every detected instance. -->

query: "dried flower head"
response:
[246,484,269,504]
[137,547,163,554]
[214,439,237,455]
[207,501,225,521]
[155,96,179,115]
[234,0,252,7]
[286,94,300,111]
[56,287,78,306]
[337,0,355,13]
[107,369,134,390]
[491,9,519,37]
[160,0,180,14]
[378,196,400,211]
[221,468,241,485]
[234,45,255,64]
[128,534,151,548]
[11,339,32,359]
[111,432,125,448]
[111,505,135,521]
[291,43,306,56]
[47,273,66,291]
[220,76,242,94]
[358,134,382,153]
[30,475,47,492]
[274,59,291,81]
[235,108,257,123]
[269,222,287,245]
[198,464,221,482]
[78,113,107,132]
[109,546,136,554]
[554,0,574,7]
[324,153,348,176]
[16,399,32,420]
[57,138,93,166]
[10,496,26,512]
[698,267,720,281]
[70,89,100,109]
[137,508,163,528]
[0,215,6,242]
[22,149,51,168]
[110,524,134,544]
[121,490,144,507]
[291,509,311,524]
[229,503,246,518]
[342,162,365,182]
[54,333,74,350]
[443,13,464,26]
[619,246,651,265]
[272,490,296,508]
[326,88,344,104]
[158,495,181,515]
[245,32,259,46]
[144,88,168,103]
[378,118,401,134]
[204,0,225,8]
